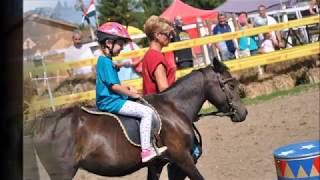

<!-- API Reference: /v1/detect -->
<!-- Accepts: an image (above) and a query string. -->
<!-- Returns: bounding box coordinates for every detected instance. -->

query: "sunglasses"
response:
[159,32,172,39]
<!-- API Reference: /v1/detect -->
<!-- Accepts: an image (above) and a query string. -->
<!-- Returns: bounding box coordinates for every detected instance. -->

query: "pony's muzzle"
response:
[231,108,247,122]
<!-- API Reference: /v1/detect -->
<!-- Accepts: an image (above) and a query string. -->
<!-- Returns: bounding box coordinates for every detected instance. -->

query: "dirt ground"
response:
[31,88,320,180]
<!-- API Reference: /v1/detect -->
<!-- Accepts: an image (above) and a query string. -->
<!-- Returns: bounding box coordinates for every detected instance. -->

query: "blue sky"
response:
[24,0,91,12]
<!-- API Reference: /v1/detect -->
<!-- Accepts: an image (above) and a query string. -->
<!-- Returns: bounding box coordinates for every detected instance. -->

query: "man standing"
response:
[213,13,236,61]
[64,30,95,77]
[253,5,283,49]
[172,16,195,68]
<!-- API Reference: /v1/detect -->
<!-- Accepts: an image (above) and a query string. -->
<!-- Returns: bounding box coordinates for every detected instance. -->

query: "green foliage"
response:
[183,0,226,10]
[96,0,226,29]
[140,0,171,18]
[97,0,141,27]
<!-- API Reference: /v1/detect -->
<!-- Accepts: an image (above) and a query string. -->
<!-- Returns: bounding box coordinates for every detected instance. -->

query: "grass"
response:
[200,83,320,114]
[241,83,319,105]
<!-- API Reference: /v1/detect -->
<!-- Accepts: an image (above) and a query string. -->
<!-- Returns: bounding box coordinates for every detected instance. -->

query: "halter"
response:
[198,69,237,118]
[215,73,237,116]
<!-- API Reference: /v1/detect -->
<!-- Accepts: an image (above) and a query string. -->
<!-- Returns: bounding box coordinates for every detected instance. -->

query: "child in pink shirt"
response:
[259,32,275,53]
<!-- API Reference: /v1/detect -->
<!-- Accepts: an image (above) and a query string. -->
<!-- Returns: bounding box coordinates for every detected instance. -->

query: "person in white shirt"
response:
[64,30,95,76]
[254,5,284,49]
[116,41,142,81]
[259,32,275,53]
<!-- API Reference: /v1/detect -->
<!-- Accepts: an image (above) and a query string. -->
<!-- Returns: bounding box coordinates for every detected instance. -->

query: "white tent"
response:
[215,0,297,14]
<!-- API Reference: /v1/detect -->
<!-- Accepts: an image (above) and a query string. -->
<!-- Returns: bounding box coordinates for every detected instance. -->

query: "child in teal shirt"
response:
[95,22,167,163]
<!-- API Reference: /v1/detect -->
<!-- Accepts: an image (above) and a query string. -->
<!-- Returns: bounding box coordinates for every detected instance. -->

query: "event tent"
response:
[215,0,296,14]
[160,0,217,60]
[160,0,217,23]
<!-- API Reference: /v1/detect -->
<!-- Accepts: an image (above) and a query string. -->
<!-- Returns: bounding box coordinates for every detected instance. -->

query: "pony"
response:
[33,59,247,180]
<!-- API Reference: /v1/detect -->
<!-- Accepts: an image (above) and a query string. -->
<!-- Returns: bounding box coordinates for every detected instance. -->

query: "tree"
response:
[96,0,226,30]
[97,0,141,27]
[183,0,226,10]
[140,0,171,18]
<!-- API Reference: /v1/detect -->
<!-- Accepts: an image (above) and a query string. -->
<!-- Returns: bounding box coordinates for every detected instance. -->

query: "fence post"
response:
[38,55,56,112]
[57,70,60,83]
[196,17,211,65]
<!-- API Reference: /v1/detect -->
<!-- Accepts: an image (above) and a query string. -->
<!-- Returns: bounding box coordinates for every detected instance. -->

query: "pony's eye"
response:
[229,84,235,90]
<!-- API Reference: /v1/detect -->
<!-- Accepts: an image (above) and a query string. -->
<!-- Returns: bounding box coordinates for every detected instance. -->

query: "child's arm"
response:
[131,58,143,67]
[111,84,140,98]
[114,61,131,69]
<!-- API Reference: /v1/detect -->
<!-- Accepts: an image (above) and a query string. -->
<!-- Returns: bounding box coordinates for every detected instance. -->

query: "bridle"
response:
[198,69,238,118]
[215,73,238,116]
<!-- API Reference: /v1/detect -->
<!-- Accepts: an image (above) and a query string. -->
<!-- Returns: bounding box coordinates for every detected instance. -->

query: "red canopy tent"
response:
[160,0,217,24]
[160,0,217,59]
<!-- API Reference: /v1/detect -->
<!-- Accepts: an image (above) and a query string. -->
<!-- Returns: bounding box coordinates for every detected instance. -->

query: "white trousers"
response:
[118,100,154,150]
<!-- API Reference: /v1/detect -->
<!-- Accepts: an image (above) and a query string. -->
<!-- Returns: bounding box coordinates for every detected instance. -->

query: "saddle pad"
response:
[81,106,161,147]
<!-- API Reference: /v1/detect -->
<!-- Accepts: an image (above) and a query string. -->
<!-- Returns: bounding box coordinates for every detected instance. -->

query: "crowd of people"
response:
[212,4,287,61]
[213,2,318,61]
[65,2,319,80]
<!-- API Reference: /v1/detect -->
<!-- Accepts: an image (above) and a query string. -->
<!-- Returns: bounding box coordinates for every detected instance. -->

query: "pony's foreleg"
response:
[170,152,204,180]
[147,160,167,180]
[167,162,187,180]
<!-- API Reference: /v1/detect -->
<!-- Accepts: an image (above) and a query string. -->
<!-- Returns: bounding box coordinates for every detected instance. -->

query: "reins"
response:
[197,68,237,118]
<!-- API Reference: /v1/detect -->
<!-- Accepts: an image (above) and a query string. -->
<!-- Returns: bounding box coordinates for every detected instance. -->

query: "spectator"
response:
[233,12,258,57]
[172,15,195,69]
[213,13,236,61]
[64,30,95,77]
[116,41,143,81]
[143,15,202,171]
[258,32,275,54]
[308,0,319,16]
[142,15,177,95]
[253,5,284,49]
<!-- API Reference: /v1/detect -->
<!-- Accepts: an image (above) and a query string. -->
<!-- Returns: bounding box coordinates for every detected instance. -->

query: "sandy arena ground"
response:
[29,88,319,180]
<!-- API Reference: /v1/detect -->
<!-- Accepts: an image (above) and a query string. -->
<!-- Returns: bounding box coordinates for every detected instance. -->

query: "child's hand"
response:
[128,86,138,94]
[115,62,131,68]
[121,61,131,67]
[114,63,121,71]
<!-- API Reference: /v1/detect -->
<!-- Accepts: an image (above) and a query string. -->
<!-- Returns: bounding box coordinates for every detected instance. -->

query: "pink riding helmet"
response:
[96,22,131,43]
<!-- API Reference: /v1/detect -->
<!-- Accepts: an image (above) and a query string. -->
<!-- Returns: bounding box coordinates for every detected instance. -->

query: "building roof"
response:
[24,12,79,30]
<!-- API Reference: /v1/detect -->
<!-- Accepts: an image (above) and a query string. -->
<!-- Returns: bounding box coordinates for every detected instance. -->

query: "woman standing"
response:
[142,15,176,95]
[142,15,202,175]
[233,12,258,57]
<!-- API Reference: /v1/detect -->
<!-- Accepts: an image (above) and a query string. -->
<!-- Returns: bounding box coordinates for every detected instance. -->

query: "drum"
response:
[273,140,319,180]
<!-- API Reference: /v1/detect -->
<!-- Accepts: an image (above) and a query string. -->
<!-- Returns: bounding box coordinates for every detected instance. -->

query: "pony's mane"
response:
[158,59,230,94]
[31,107,74,132]
[158,67,207,94]
[40,106,74,119]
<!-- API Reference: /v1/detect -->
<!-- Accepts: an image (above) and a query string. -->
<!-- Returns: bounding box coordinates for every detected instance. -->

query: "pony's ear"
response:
[211,57,227,73]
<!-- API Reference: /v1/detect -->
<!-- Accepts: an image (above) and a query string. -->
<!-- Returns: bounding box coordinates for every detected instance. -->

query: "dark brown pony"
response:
[33,59,247,180]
